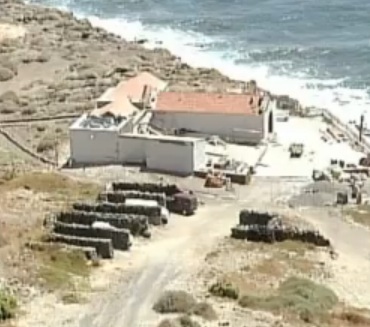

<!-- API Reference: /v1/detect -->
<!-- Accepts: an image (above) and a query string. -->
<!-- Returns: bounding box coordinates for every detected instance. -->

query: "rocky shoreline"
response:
[0,0,300,123]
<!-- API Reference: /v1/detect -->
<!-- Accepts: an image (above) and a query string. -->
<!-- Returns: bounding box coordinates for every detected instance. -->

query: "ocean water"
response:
[29,0,370,124]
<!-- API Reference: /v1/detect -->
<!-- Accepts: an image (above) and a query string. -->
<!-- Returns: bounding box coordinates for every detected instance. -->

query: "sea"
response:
[28,0,370,124]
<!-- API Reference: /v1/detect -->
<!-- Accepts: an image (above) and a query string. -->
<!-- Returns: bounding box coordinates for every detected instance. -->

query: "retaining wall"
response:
[49,233,114,259]
[73,202,162,219]
[56,211,149,236]
[100,191,167,207]
[111,182,182,196]
[54,222,131,250]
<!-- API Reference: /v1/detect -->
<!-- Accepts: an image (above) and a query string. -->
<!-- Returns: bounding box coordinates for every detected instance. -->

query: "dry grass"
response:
[238,277,338,324]
[252,258,285,278]
[345,205,370,228]
[0,171,102,202]
[33,244,91,292]
[329,308,370,327]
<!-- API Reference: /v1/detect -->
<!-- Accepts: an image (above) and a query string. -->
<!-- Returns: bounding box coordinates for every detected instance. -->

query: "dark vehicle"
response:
[289,143,304,158]
[167,192,198,216]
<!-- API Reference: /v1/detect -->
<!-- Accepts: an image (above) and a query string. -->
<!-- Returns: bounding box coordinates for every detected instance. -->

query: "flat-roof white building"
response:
[69,114,206,176]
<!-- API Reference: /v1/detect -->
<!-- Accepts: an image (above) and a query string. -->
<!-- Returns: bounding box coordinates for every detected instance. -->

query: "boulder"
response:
[0,90,18,103]
[0,66,14,81]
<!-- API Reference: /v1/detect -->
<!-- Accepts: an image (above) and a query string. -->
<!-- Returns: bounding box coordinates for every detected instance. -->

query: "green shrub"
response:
[238,277,338,323]
[177,315,201,327]
[191,302,217,320]
[157,319,179,327]
[36,137,56,153]
[157,315,200,327]
[209,280,239,300]
[0,289,17,320]
[153,291,196,314]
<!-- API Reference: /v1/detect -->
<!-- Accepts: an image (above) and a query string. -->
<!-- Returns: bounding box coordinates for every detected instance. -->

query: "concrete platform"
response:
[256,117,364,177]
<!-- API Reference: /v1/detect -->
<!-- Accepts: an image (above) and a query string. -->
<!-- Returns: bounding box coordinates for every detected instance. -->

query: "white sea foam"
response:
[28,0,370,126]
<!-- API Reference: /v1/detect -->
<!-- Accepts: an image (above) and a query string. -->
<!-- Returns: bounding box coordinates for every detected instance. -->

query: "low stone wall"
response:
[54,222,131,250]
[239,210,277,225]
[73,202,162,219]
[322,109,370,153]
[56,211,150,237]
[231,209,331,247]
[49,233,114,259]
[193,170,251,185]
[231,224,330,246]
[100,191,167,207]
[111,182,182,196]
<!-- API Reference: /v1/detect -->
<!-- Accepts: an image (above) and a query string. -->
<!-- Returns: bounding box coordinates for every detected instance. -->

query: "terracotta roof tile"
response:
[97,72,167,104]
[156,92,263,115]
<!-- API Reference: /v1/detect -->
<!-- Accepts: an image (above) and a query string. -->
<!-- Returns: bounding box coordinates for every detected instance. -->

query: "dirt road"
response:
[78,177,308,327]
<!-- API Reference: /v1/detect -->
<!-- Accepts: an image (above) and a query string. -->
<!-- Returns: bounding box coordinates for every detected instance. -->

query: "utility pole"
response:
[359,113,365,142]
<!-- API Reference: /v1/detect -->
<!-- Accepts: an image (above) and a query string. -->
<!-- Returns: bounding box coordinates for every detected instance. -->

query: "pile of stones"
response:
[56,211,150,237]
[73,201,166,226]
[231,210,330,247]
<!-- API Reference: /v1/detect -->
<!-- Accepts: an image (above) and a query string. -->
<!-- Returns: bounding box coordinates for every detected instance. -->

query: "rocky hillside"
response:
[0,0,246,119]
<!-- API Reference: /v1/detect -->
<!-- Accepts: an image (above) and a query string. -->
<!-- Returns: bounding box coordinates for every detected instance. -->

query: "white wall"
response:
[146,139,194,175]
[150,112,264,144]
[193,139,207,170]
[118,136,146,164]
[117,135,206,175]
[70,129,118,164]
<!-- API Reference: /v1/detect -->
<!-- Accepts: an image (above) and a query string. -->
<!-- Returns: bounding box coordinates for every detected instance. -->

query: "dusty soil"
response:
[11,171,365,327]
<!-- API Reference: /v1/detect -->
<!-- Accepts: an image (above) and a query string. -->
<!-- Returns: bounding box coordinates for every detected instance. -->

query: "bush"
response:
[36,137,56,153]
[157,316,200,327]
[0,289,17,320]
[157,319,180,327]
[153,291,196,314]
[209,280,239,300]
[21,107,36,116]
[177,315,201,327]
[0,67,14,82]
[238,277,338,323]
[191,302,217,320]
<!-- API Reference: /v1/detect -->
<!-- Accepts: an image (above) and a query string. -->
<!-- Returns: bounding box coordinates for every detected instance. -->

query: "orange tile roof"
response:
[156,92,263,115]
[97,72,167,104]
[90,97,137,118]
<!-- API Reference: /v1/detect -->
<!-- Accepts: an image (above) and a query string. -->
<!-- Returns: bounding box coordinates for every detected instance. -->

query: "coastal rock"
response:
[0,58,17,74]
[0,65,14,81]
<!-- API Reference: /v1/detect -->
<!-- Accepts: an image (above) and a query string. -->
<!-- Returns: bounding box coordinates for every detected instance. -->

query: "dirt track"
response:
[78,177,309,327]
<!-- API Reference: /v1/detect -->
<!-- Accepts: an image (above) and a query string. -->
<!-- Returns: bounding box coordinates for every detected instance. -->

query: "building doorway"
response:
[268,111,274,134]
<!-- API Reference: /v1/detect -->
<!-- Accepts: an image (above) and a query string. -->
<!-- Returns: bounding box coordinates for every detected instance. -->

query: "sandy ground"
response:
[0,23,25,42]
[257,117,364,177]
